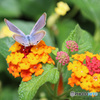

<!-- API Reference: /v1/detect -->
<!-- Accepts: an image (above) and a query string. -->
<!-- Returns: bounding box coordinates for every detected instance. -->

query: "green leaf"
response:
[70,0,100,26]
[18,64,59,100]
[0,54,8,72]
[92,40,100,53]
[0,37,14,58]
[0,0,21,17]
[62,65,72,91]
[62,24,93,54]
[52,48,59,56]
[56,19,77,49]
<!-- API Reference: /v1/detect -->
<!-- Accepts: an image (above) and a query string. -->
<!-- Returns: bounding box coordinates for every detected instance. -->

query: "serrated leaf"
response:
[62,24,93,54]
[18,64,59,100]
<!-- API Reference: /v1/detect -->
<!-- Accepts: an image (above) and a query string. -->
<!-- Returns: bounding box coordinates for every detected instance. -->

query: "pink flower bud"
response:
[66,40,78,52]
[56,51,69,65]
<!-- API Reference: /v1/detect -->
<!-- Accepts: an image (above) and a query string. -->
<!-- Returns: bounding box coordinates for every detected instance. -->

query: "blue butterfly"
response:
[4,13,46,47]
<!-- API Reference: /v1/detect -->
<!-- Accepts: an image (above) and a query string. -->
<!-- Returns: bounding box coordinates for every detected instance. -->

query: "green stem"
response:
[54,81,59,96]
[54,62,62,97]
[68,49,71,57]
[67,6,79,19]
[57,86,77,98]
[44,83,54,97]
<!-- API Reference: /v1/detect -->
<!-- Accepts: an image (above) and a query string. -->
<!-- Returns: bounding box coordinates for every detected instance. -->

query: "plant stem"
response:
[57,86,77,98]
[54,62,62,97]
[54,81,59,96]
[44,83,54,97]
[67,6,79,19]
[68,49,71,57]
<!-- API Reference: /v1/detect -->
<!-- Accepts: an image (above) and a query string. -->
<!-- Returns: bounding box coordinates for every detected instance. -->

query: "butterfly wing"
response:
[4,19,25,36]
[30,13,46,35]
[13,34,29,47]
[30,30,46,45]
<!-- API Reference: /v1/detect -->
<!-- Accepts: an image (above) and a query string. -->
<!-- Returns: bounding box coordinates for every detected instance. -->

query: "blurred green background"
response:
[0,0,100,100]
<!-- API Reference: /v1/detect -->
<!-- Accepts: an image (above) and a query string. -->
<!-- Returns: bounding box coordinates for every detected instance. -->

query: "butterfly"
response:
[4,13,46,47]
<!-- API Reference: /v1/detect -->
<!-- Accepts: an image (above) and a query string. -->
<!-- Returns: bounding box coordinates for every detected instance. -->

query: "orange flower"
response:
[68,73,80,87]
[6,40,55,82]
[67,51,100,92]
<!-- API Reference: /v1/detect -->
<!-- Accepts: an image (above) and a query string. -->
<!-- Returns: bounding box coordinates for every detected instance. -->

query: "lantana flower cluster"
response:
[56,51,69,65]
[6,40,55,82]
[66,40,78,52]
[56,40,78,65]
[67,51,100,92]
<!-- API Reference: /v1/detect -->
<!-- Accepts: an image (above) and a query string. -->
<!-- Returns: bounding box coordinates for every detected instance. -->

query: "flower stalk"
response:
[57,86,77,98]
[44,83,54,97]
[54,62,62,96]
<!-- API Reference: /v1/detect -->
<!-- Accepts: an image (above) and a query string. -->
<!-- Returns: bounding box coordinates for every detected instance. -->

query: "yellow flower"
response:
[55,1,70,16]
[95,54,100,60]
[27,53,39,65]
[67,62,73,70]
[85,51,94,58]
[6,52,24,64]
[40,53,49,64]
[80,81,92,91]
[74,65,89,78]
[72,54,86,62]
[92,74,100,87]
[6,40,55,82]
[19,63,30,70]
[9,42,21,52]
[67,61,82,72]
[0,26,14,38]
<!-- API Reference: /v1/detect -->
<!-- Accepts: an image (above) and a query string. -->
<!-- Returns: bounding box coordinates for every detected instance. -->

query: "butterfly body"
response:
[4,13,46,47]
[26,35,31,45]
